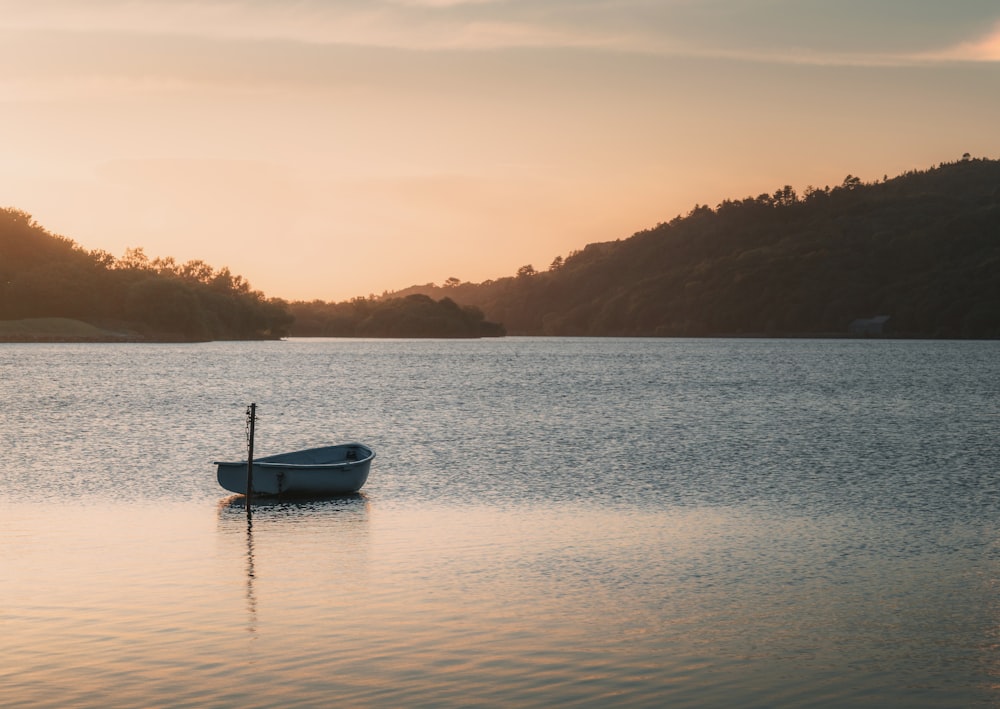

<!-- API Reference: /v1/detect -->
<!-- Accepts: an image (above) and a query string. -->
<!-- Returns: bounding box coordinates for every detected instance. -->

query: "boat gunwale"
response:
[245,459,372,470]
[213,443,375,468]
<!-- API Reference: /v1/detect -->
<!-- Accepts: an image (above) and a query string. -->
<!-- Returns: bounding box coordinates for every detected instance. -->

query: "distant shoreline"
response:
[0,318,135,342]
[2,318,968,342]
[0,317,239,343]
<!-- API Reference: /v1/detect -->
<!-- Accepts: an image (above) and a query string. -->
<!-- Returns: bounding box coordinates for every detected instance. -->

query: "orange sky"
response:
[2,1,999,301]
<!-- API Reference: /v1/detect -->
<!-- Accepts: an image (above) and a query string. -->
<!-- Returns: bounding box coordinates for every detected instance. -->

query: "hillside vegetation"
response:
[0,208,292,341]
[385,157,1000,338]
[5,157,998,340]
[0,209,503,340]
[289,295,505,338]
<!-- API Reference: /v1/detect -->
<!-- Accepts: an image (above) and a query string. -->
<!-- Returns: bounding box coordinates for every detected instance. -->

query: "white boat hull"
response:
[215,443,374,496]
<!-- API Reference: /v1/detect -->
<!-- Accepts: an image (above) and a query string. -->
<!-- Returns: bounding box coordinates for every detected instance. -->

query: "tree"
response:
[180,260,215,283]
[125,277,207,338]
[772,185,798,207]
[841,175,862,190]
[116,247,151,270]
[516,264,536,278]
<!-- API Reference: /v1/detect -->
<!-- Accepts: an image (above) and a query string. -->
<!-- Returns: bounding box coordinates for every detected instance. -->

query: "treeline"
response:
[0,207,503,340]
[389,157,1000,338]
[288,294,505,338]
[6,156,999,340]
[0,208,292,340]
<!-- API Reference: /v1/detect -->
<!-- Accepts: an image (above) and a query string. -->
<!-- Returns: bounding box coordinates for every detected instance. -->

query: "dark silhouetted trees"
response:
[287,294,504,338]
[385,157,1000,339]
[0,208,292,340]
[5,156,999,341]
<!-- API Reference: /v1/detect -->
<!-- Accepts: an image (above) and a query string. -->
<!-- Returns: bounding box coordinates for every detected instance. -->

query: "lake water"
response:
[1,337,998,707]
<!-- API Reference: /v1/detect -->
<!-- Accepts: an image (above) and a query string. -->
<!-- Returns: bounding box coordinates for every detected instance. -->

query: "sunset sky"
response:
[2,1,999,301]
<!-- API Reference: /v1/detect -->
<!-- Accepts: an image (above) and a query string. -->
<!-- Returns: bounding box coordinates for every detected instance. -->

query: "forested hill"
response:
[388,158,1000,338]
[0,208,504,340]
[5,157,999,340]
[0,209,293,341]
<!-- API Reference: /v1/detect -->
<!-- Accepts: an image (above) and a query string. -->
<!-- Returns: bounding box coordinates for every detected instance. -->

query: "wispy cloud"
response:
[0,1,393,45]
[920,22,1000,62]
[1,0,998,65]
[387,0,504,7]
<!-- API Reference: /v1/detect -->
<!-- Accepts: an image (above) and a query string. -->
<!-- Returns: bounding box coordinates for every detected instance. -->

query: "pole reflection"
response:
[216,493,373,663]
[245,515,258,639]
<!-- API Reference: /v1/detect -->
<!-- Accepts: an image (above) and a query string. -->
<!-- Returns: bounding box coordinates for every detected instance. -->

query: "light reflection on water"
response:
[4,498,996,707]
[1,338,999,707]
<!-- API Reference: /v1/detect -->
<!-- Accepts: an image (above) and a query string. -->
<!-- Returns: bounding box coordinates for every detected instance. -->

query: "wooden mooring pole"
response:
[246,403,256,515]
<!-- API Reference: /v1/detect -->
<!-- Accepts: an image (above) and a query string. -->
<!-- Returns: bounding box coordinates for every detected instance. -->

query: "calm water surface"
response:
[1,338,998,707]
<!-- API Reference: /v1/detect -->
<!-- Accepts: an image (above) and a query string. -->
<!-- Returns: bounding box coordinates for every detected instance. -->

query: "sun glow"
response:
[1,2,998,301]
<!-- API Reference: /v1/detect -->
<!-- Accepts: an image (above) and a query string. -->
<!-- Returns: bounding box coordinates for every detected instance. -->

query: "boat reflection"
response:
[217,492,371,519]
[216,493,372,642]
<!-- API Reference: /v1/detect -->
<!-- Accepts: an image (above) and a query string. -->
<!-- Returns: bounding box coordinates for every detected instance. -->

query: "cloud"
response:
[0,1,392,45]
[921,23,1000,62]
[1,0,998,75]
[388,0,503,7]
[0,0,1000,86]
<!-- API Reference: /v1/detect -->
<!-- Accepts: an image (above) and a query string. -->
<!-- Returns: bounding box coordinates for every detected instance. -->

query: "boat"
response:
[215,443,375,496]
